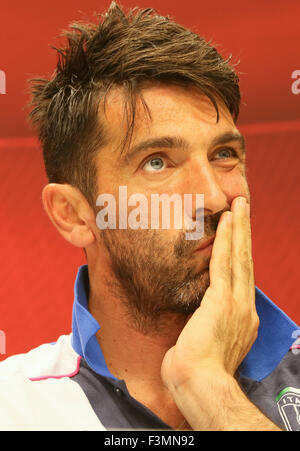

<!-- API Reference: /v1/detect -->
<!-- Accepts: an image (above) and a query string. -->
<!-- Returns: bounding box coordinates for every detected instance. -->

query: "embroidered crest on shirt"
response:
[276,387,300,431]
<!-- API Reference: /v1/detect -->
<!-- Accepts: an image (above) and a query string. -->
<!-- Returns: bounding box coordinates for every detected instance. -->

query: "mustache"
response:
[174,207,230,258]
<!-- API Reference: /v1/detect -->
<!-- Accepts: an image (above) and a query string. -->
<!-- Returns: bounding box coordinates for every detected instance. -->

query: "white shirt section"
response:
[0,335,105,431]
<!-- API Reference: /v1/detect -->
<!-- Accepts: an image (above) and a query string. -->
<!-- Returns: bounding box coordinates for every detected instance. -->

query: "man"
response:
[0,2,299,431]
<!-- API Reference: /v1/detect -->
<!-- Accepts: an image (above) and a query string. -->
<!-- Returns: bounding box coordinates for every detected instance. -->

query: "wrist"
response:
[169,367,280,431]
[169,367,236,430]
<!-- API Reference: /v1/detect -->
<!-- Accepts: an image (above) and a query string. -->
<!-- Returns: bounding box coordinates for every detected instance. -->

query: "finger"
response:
[246,202,256,304]
[231,197,255,304]
[209,210,233,293]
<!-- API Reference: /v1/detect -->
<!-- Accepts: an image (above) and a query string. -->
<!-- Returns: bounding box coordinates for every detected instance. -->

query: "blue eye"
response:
[143,157,166,172]
[216,148,238,159]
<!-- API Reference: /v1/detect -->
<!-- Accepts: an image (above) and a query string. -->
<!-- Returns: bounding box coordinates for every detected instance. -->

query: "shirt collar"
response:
[71,264,298,382]
[71,265,117,380]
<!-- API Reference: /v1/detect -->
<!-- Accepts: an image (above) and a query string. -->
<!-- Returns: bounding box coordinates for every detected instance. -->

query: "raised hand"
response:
[161,197,279,430]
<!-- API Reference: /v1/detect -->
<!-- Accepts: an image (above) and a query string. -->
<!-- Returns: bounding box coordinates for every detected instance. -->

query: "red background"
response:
[0,0,299,359]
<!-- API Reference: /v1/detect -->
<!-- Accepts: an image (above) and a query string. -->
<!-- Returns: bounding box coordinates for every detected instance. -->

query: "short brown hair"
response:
[29,1,241,207]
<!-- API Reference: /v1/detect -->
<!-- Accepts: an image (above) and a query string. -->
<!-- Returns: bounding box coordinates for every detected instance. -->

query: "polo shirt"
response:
[0,264,299,431]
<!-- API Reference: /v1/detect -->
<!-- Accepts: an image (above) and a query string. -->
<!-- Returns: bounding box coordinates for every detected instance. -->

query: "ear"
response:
[42,183,96,248]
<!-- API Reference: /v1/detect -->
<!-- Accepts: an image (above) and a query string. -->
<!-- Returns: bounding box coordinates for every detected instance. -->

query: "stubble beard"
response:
[99,210,224,334]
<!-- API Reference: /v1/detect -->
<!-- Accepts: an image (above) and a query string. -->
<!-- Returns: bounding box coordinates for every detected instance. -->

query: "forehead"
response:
[98,83,238,154]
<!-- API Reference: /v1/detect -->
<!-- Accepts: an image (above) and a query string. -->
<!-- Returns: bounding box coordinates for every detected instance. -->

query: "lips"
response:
[194,235,215,252]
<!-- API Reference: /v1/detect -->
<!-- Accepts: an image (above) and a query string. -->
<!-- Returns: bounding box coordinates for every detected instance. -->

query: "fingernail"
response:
[238,197,246,207]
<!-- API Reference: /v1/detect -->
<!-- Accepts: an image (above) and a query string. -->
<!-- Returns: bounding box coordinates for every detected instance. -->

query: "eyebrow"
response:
[122,131,246,162]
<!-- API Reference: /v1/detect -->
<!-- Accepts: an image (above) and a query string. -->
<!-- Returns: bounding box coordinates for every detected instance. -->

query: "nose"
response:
[188,160,229,219]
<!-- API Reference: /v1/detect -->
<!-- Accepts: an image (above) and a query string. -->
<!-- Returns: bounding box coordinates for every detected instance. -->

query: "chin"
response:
[164,269,210,316]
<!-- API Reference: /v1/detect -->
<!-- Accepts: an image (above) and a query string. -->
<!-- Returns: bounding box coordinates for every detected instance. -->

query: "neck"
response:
[89,284,187,384]
[88,263,189,428]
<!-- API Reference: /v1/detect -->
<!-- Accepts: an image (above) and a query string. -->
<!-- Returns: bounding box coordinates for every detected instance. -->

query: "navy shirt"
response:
[71,265,300,430]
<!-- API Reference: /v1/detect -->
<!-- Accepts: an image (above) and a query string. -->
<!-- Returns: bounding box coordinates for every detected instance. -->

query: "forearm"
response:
[169,369,282,431]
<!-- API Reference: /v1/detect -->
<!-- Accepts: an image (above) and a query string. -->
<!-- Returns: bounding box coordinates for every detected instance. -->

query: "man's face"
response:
[94,83,249,331]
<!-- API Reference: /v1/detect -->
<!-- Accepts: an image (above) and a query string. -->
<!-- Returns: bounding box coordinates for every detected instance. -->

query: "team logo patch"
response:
[276,387,300,431]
